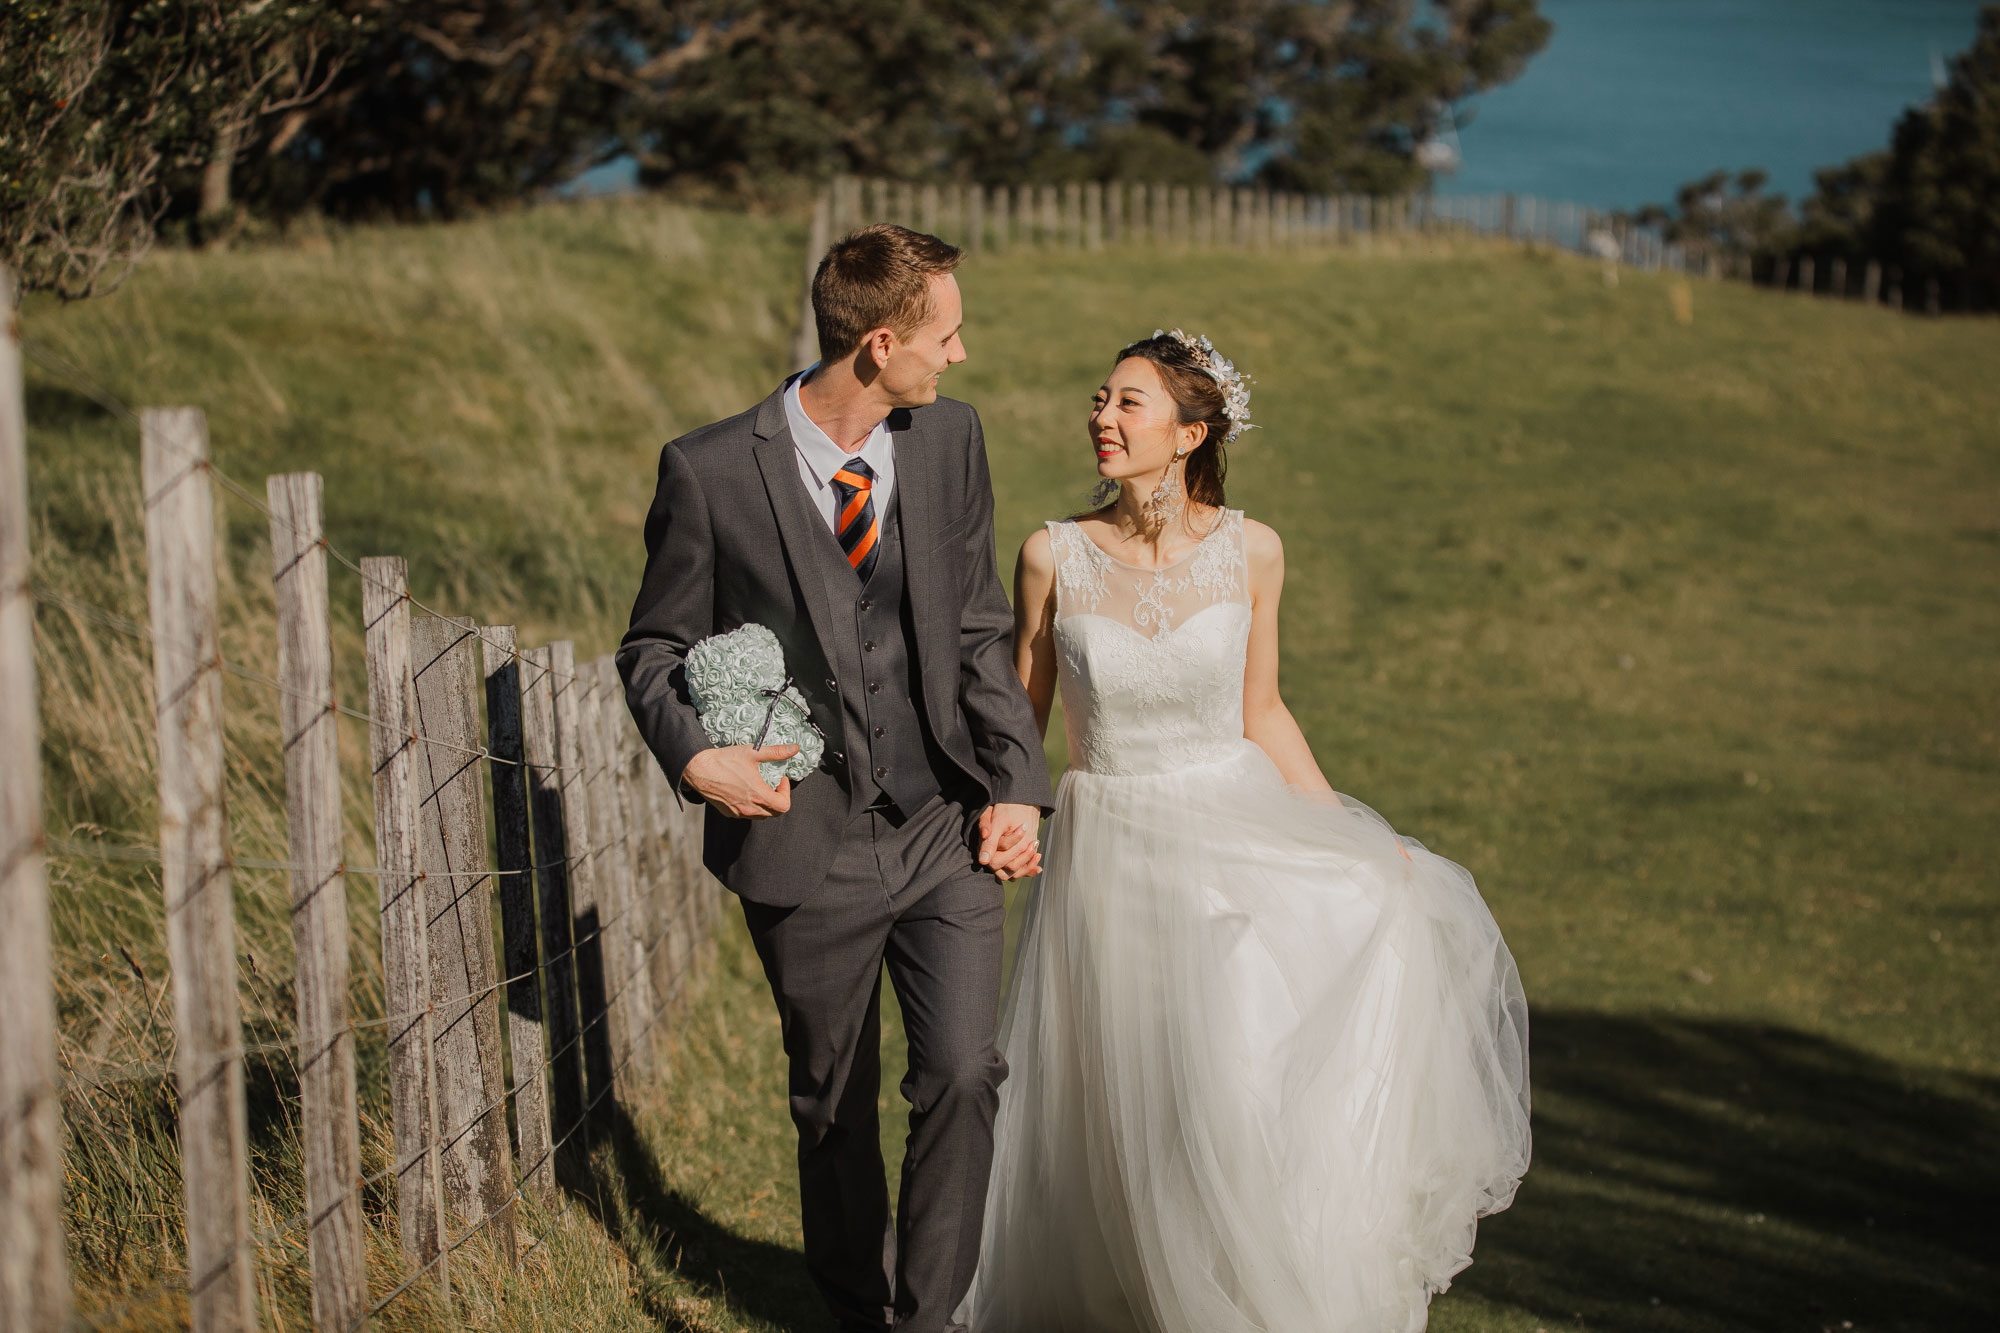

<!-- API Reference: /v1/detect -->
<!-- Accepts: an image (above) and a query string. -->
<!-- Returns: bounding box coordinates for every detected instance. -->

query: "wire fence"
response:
[1,270,721,1332]
[786,177,1918,367]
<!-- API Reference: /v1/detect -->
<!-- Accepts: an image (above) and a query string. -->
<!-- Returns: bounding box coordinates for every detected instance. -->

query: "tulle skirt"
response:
[960,740,1531,1333]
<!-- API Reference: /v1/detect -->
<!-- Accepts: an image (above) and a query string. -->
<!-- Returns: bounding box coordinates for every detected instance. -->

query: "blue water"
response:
[1439,0,1986,209]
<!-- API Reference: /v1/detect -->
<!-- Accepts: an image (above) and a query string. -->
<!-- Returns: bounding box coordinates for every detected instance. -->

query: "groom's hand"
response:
[682,744,798,819]
[978,803,1043,881]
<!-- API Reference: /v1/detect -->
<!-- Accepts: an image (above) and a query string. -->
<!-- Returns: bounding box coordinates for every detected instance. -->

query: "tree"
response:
[1862,3,2000,303]
[1787,3,2000,306]
[619,0,1550,192]
[1,1,357,299]
[1625,168,1797,272]
[235,1,651,221]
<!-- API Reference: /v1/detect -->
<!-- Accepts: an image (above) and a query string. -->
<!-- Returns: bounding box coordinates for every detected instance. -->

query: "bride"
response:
[959,331,1532,1333]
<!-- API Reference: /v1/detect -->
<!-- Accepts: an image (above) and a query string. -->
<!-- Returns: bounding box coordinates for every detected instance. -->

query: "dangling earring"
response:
[1144,448,1188,532]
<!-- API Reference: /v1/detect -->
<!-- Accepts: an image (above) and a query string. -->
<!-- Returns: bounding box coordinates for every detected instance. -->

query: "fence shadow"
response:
[569,1102,824,1332]
[1454,1010,2000,1331]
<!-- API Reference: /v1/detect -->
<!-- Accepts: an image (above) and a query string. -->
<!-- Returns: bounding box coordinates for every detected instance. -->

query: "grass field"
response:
[22,200,1999,1331]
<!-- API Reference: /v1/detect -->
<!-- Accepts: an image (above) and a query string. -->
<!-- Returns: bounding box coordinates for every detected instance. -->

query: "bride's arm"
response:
[1011,528,1058,740]
[1243,520,1335,793]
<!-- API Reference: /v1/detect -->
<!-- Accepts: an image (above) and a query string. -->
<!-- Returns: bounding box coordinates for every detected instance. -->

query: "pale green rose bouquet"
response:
[685,623,823,788]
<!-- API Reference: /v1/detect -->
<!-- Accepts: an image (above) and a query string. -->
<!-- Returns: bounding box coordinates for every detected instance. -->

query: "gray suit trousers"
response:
[741,792,1007,1333]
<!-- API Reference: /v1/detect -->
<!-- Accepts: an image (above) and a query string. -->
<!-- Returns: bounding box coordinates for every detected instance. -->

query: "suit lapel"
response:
[750,384,842,658]
[889,408,944,704]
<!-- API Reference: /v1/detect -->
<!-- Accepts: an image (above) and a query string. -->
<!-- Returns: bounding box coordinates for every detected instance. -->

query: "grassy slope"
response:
[25,207,1998,1332]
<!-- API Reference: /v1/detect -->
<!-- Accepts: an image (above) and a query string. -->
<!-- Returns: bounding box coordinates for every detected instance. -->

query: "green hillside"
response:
[23,200,1999,1331]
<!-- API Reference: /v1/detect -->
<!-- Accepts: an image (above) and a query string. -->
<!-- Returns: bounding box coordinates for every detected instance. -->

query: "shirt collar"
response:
[784,371,890,489]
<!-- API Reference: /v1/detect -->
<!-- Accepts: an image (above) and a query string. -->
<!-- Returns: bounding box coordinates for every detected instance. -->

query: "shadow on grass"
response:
[567,1100,824,1333]
[558,1009,1998,1333]
[1456,1010,2000,1332]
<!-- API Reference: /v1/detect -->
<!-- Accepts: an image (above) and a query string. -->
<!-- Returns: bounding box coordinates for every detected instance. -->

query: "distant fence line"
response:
[791,176,1932,366]
[0,270,719,1331]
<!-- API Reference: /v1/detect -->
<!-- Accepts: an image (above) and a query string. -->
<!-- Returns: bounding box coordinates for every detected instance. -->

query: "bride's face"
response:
[1090,358,1195,484]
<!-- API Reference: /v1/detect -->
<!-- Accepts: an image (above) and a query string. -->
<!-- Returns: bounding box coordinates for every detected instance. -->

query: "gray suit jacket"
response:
[617,380,1055,907]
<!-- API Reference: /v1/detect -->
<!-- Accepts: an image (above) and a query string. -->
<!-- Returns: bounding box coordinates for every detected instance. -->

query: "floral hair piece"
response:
[1154,328,1256,444]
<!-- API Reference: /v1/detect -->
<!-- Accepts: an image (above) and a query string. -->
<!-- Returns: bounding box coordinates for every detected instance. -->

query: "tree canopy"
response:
[5,0,1552,294]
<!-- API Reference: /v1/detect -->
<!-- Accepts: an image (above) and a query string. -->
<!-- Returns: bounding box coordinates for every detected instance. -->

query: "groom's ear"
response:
[862,326,897,370]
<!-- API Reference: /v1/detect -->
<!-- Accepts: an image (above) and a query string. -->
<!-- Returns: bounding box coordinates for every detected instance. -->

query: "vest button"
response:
[873,726,884,738]
[864,641,876,652]
[867,682,880,694]
[875,766,889,779]
[859,599,873,611]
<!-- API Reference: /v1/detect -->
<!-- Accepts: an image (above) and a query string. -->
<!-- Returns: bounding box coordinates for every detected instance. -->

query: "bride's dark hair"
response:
[1112,333,1231,508]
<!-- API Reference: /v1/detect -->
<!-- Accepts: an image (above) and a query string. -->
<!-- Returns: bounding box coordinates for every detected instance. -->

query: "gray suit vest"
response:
[814,492,949,816]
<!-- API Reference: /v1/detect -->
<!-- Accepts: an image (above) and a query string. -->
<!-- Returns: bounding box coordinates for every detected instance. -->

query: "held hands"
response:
[682,744,799,819]
[978,803,1044,882]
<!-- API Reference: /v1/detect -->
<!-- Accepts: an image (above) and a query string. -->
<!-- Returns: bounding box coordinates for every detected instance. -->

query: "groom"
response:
[618,223,1053,1332]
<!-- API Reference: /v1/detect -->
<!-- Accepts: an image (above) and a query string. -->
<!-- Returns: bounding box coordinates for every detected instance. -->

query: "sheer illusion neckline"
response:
[1069,509,1230,571]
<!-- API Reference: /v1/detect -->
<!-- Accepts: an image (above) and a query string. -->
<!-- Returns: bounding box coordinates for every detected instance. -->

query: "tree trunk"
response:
[199,123,239,247]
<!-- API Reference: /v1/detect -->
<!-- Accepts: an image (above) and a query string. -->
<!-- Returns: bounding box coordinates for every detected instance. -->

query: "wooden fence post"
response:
[480,626,554,1203]
[142,408,257,1331]
[1799,255,1816,295]
[549,641,615,1117]
[1863,260,1882,304]
[266,473,366,1331]
[584,654,650,1074]
[520,646,587,1160]
[966,184,984,255]
[626,718,678,1030]
[598,657,663,1058]
[920,183,939,236]
[360,557,450,1288]
[410,616,515,1258]
[1084,181,1103,250]
[1829,258,1847,298]
[0,267,72,1333]
[793,192,831,372]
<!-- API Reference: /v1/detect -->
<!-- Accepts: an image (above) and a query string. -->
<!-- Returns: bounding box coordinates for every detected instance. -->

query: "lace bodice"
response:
[1048,510,1252,776]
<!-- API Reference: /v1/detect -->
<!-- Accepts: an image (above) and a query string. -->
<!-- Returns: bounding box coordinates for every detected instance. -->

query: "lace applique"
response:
[1046,520,1108,616]
[1048,509,1253,776]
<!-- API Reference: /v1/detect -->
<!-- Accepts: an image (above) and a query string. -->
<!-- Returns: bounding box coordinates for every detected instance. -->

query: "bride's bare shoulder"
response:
[1241,516,1284,570]
[1016,524,1056,579]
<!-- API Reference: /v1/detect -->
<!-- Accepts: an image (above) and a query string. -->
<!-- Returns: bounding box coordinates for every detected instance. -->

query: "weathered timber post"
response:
[410,615,515,1258]
[0,268,71,1333]
[966,185,985,255]
[793,192,831,373]
[585,654,651,1072]
[628,720,678,1026]
[520,646,586,1161]
[267,473,365,1330]
[360,557,450,1289]
[600,656,665,1052]
[1084,181,1104,250]
[143,408,257,1331]
[1799,256,1816,295]
[1829,258,1847,298]
[920,183,939,235]
[549,641,615,1118]
[1863,260,1882,304]
[480,626,554,1202]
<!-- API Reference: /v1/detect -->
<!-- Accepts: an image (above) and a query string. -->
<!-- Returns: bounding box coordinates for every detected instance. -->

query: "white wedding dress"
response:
[960,510,1531,1333]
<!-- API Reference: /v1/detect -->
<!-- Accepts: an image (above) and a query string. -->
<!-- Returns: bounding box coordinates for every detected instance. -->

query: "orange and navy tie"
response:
[831,457,880,582]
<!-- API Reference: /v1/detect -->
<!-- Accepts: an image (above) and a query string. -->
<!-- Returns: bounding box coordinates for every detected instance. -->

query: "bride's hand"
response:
[978,803,1043,881]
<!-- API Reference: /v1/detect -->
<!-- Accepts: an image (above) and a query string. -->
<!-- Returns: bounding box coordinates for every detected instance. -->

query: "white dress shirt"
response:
[783,371,897,533]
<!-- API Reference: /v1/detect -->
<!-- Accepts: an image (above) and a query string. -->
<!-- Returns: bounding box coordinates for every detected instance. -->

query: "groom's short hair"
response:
[814,224,964,363]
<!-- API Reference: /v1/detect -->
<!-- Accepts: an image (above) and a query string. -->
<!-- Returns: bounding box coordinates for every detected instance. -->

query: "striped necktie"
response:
[830,456,880,582]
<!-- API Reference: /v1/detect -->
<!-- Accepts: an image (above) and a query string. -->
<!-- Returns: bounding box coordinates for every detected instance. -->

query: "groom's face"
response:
[876,273,966,408]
